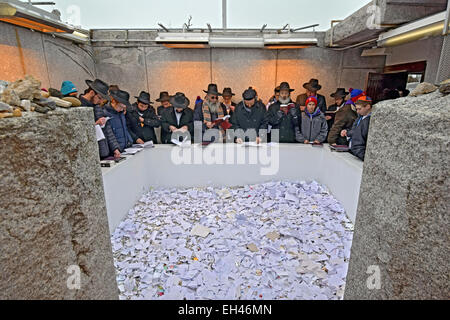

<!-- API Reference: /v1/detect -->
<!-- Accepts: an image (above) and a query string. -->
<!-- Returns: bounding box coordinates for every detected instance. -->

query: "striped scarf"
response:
[202,100,224,123]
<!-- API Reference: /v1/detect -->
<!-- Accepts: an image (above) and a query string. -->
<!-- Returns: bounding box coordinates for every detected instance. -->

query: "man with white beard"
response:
[267,82,302,143]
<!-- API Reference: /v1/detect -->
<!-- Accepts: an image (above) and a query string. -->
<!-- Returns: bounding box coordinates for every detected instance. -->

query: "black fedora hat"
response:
[222,87,235,97]
[279,82,295,92]
[242,88,257,101]
[170,92,190,109]
[203,84,222,96]
[110,89,131,108]
[330,88,349,98]
[303,78,322,92]
[85,79,110,100]
[135,91,153,105]
[156,91,171,102]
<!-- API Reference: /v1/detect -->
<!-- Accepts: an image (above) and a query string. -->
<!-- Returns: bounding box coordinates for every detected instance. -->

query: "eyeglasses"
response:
[210,96,218,100]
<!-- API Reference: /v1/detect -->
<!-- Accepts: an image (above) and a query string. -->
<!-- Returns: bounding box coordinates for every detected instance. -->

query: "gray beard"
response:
[279,96,290,104]
[207,100,221,114]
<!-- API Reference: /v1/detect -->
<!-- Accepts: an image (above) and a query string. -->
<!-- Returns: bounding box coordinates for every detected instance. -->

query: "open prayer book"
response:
[212,115,232,130]
[132,140,155,149]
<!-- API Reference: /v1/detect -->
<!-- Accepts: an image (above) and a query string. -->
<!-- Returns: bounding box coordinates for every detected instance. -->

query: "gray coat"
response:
[296,109,328,143]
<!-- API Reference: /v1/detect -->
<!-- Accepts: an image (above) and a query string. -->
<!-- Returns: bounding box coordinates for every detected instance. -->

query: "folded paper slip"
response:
[95,125,105,141]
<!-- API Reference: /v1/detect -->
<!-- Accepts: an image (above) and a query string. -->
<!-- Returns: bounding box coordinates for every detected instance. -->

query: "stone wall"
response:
[0,21,97,91]
[0,108,118,300]
[0,21,386,106]
[92,44,385,107]
[344,90,450,299]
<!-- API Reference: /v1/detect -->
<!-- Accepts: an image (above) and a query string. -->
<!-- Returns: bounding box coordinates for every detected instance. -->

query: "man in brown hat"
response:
[328,88,358,146]
[295,79,326,114]
[161,92,194,144]
[156,91,171,117]
[221,87,237,116]
[325,88,349,136]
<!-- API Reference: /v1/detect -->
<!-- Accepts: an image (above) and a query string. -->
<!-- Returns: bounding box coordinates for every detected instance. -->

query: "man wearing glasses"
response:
[194,84,228,142]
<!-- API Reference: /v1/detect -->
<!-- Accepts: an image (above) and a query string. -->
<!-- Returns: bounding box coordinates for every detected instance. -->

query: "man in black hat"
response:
[194,84,228,140]
[79,79,109,108]
[267,82,301,143]
[156,91,172,117]
[295,79,326,114]
[161,92,194,144]
[79,79,121,159]
[229,88,268,144]
[266,86,281,110]
[221,87,237,116]
[104,89,134,154]
[126,91,161,145]
[325,88,349,136]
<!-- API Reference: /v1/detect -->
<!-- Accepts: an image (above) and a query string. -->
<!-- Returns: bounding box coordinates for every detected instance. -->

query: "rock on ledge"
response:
[345,91,450,299]
[0,107,118,300]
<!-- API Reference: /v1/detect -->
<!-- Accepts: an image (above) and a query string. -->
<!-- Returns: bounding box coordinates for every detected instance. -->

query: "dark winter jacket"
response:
[161,107,194,144]
[104,104,134,152]
[297,107,328,143]
[79,95,120,158]
[230,101,268,141]
[348,114,371,161]
[267,100,301,143]
[126,103,161,144]
[157,105,171,117]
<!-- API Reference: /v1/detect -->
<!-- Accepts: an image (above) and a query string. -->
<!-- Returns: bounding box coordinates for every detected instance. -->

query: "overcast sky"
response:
[36,0,372,30]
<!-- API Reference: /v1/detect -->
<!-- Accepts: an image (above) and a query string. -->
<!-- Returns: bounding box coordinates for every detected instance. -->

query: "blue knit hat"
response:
[61,81,78,96]
[349,88,364,99]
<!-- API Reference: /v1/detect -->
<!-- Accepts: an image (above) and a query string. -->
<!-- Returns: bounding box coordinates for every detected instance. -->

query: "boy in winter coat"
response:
[296,96,328,144]
[342,96,373,161]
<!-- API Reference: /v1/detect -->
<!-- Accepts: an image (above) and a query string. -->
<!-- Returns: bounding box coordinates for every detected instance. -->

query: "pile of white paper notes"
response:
[111,180,354,300]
